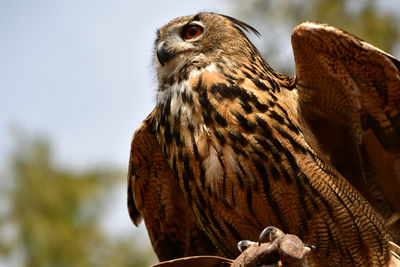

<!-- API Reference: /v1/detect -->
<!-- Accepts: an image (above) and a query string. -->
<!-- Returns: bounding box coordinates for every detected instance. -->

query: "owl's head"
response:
[154,13,260,81]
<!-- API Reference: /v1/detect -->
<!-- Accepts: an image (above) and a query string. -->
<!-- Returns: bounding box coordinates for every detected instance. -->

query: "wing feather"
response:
[127,110,220,260]
[291,22,400,242]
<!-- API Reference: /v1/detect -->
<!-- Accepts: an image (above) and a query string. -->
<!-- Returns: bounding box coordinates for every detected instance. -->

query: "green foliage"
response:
[230,0,400,74]
[0,136,156,266]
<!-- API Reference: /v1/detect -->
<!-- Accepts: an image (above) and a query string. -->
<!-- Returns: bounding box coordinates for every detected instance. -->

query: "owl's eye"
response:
[183,25,203,40]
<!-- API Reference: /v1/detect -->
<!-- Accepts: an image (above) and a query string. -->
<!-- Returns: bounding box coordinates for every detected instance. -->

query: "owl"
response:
[128,13,400,266]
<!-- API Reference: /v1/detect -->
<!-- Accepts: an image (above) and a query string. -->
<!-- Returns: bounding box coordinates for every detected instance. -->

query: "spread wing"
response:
[291,22,400,242]
[127,110,219,261]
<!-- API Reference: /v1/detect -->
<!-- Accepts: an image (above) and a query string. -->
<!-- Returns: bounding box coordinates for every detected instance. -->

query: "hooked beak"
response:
[156,41,174,66]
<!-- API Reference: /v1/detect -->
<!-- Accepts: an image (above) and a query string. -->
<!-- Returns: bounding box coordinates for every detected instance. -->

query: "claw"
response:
[304,244,316,252]
[237,240,256,253]
[258,226,284,246]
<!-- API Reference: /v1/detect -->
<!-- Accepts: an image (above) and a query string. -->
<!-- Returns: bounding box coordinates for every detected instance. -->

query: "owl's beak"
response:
[156,41,174,66]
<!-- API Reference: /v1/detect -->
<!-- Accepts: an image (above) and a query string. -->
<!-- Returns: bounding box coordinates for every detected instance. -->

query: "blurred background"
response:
[0,0,399,266]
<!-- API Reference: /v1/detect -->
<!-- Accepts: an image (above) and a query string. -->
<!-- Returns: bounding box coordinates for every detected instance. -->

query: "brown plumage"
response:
[128,13,400,266]
[128,113,219,259]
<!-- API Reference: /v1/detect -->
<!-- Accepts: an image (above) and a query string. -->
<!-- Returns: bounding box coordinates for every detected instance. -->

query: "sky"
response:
[0,0,231,171]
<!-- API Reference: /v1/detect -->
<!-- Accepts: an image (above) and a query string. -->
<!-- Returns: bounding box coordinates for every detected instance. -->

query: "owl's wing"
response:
[291,22,400,240]
[128,110,219,261]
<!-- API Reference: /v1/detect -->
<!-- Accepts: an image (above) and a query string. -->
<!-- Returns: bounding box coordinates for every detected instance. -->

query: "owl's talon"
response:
[237,240,256,253]
[304,244,316,252]
[258,226,285,246]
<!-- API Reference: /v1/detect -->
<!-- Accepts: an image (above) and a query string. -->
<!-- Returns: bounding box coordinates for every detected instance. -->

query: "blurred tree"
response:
[0,136,156,266]
[231,0,400,74]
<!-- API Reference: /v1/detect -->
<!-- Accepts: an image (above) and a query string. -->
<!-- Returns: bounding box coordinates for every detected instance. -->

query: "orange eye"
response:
[183,25,203,40]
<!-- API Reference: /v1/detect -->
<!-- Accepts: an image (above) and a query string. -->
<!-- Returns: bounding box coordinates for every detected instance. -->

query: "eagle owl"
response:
[128,13,400,266]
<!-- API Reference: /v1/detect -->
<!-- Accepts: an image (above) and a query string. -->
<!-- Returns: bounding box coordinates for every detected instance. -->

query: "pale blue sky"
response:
[0,0,230,170]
